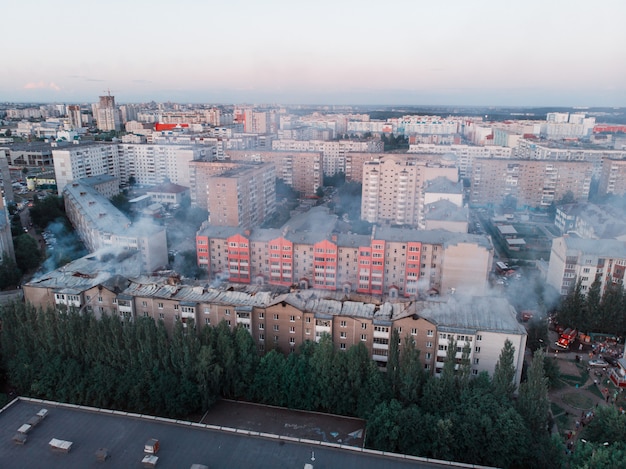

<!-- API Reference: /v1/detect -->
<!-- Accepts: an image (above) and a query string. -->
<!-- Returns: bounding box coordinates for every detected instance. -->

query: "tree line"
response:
[555,278,626,336]
[0,302,565,468]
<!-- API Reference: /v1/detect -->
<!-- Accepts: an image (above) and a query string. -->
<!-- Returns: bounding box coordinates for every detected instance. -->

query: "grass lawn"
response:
[561,392,594,410]
[551,402,573,434]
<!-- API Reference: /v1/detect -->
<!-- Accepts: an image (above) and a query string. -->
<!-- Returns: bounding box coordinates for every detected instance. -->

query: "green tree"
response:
[517,349,550,438]
[397,334,426,404]
[0,253,21,289]
[492,339,517,401]
[14,234,41,271]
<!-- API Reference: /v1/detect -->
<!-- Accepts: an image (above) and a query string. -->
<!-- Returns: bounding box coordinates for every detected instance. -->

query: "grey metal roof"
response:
[416,296,526,335]
[561,236,626,257]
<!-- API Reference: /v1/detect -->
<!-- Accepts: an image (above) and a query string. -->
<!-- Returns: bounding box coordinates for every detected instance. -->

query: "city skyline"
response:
[2,0,625,106]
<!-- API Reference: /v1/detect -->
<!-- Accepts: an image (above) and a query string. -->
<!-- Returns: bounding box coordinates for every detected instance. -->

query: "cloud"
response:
[23,81,61,91]
[133,79,152,84]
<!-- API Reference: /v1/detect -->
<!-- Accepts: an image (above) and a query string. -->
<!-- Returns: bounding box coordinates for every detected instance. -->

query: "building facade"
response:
[196,207,492,298]
[547,236,626,296]
[361,155,458,227]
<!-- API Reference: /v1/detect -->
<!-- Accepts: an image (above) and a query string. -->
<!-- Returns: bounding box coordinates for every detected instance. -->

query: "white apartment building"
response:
[52,143,205,194]
[547,236,626,296]
[408,144,513,178]
[63,180,167,272]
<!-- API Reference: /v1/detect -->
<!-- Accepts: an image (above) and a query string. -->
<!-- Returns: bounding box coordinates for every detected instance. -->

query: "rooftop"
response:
[0,398,452,469]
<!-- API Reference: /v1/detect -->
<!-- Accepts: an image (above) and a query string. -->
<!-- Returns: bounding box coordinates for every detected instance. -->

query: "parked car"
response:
[588,359,608,368]
[604,356,619,367]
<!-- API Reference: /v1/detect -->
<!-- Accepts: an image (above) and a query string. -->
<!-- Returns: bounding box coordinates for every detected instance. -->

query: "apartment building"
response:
[207,163,276,229]
[63,180,167,272]
[555,203,626,240]
[22,257,525,389]
[196,207,492,297]
[470,158,593,209]
[361,155,458,227]
[547,236,626,296]
[271,139,383,176]
[599,157,626,197]
[95,95,120,132]
[52,142,205,195]
[515,138,626,178]
[408,144,513,179]
[225,149,322,197]
[0,193,15,262]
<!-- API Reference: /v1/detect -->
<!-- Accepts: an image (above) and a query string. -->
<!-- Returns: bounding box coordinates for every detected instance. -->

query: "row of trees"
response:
[555,278,626,336]
[0,302,563,468]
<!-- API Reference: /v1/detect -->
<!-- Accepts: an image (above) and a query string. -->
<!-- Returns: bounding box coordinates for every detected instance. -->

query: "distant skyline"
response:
[2,0,625,106]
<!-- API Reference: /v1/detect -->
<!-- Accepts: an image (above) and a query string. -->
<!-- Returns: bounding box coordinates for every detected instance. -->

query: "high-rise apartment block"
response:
[547,236,626,296]
[271,139,383,176]
[470,159,593,209]
[95,95,120,132]
[207,163,276,230]
[225,150,322,197]
[52,143,205,195]
[361,155,458,227]
[67,105,83,130]
[0,189,15,263]
[599,157,626,197]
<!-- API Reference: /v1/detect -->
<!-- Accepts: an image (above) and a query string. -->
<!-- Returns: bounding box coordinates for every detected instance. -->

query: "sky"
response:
[2,0,625,106]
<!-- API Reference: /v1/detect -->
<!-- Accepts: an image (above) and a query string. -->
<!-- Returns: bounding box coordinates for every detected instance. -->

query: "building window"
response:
[340,343,346,350]
[259,323,265,330]
[224,308,230,316]
[205,318,210,325]
[289,315,295,322]
[340,320,347,327]
[472,369,478,375]
[273,314,279,320]
[361,334,367,341]
[427,330,434,337]
[289,326,295,333]
[259,334,265,341]
[361,323,367,330]
[98,296,103,302]
[411,328,417,335]
[473,358,480,365]
[475,346,481,353]
[159,313,164,319]
[477,335,482,341]
[305,328,311,335]
[273,325,279,332]
[175,314,180,321]
[258,312,264,319]
[158,302,163,309]
[425,352,432,360]
[340,332,347,339]
[142,301,148,307]
[426,341,433,348]
[289,337,295,345]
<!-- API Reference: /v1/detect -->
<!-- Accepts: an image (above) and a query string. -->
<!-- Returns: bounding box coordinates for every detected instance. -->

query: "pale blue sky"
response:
[2,0,625,106]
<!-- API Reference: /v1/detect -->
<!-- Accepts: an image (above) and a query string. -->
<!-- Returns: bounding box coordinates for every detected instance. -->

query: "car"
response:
[588,359,608,367]
[604,356,619,367]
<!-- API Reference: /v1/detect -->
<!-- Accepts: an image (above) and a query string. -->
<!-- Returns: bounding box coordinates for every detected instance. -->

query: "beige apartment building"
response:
[599,157,626,197]
[206,163,276,229]
[470,158,593,209]
[225,149,322,197]
[361,155,458,227]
